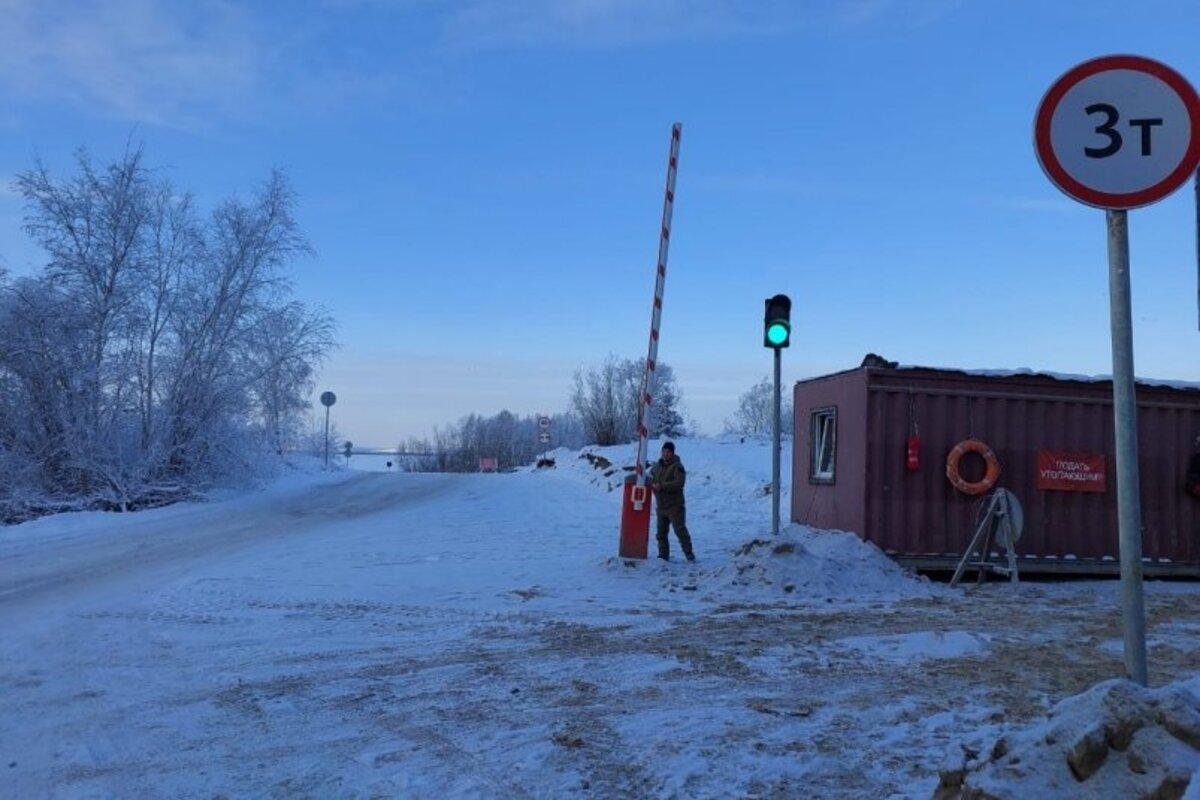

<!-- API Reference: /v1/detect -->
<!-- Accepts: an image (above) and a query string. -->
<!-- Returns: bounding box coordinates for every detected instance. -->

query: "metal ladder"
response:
[950,489,1021,586]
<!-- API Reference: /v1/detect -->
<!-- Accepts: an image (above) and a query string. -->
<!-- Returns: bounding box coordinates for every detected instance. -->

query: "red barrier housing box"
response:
[618,476,651,559]
[1036,450,1107,493]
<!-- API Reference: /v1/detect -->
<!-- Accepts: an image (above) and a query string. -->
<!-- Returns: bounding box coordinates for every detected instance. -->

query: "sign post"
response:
[319,391,337,470]
[1034,54,1200,686]
[537,415,552,460]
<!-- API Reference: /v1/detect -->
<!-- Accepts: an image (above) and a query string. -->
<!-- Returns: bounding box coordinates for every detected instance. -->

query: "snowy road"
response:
[3,446,1199,799]
[0,473,456,610]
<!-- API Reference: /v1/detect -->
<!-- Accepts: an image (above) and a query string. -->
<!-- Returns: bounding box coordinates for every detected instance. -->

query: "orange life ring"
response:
[946,438,1000,495]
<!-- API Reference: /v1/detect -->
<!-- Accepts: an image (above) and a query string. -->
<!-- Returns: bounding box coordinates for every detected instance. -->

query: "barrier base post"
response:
[618,475,651,559]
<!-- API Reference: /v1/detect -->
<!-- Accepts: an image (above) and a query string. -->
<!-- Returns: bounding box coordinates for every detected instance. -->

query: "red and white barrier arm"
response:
[632,123,682,510]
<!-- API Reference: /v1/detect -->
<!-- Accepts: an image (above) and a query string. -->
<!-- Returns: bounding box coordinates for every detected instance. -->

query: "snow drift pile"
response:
[708,527,940,601]
[936,677,1200,799]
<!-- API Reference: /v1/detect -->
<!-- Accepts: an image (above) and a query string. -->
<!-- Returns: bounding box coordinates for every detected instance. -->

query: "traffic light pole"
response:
[763,293,791,537]
[772,346,782,535]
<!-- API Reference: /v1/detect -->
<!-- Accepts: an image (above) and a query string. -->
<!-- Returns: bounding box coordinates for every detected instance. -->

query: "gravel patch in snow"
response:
[834,630,990,663]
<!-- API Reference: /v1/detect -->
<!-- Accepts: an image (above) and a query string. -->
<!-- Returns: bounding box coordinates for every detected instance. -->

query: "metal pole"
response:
[1194,168,1199,331]
[1106,208,1148,686]
[324,405,330,470]
[772,347,782,535]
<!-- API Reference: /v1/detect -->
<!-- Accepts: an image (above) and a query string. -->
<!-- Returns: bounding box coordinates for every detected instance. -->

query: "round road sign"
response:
[1034,55,1200,209]
[320,391,337,407]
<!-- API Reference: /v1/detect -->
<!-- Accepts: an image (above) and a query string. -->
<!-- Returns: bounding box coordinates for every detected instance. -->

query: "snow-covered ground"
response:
[2,437,1198,798]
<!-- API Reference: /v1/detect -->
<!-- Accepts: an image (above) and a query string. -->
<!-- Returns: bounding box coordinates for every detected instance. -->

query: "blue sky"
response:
[0,0,1198,446]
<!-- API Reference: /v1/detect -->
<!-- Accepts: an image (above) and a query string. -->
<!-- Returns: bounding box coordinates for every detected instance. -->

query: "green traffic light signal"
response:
[763,294,792,349]
[766,322,789,347]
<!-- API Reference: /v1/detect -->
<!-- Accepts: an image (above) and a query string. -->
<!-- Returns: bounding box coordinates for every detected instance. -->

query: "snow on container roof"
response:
[894,364,1200,392]
[795,353,1200,393]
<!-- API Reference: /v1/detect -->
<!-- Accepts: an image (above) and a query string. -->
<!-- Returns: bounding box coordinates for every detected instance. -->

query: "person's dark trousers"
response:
[656,507,694,560]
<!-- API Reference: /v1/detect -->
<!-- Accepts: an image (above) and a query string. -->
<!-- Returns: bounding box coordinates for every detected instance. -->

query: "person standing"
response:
[649,441,695,562]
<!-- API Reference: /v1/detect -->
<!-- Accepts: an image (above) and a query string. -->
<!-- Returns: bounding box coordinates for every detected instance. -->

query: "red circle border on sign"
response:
[1034,54,1200,210]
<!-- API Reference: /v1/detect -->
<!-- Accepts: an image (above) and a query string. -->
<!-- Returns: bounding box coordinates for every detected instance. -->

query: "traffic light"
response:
[763,294,791,348]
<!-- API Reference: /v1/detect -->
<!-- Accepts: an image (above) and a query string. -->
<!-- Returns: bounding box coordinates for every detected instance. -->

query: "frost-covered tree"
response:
[570,356,631,447]
[0,147,335,519]
[725,377,793,438]
[646,362,687,438]
[570,356,686,446]
[304,417,343,462]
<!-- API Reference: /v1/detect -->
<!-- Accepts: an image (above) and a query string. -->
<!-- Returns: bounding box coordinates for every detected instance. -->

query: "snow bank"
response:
[704,527,940,601]
[0,455,340,547]
[936,676,1200,799]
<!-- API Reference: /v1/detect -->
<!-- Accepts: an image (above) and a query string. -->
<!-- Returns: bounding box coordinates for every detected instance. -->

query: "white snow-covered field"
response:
[2,438,1198,798]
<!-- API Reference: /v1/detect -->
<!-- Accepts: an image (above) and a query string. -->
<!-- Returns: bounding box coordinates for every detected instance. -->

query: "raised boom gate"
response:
[618,123,682,560]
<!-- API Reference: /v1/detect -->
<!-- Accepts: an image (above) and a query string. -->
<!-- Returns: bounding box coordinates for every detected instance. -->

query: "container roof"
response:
[895,363,1200,392]
[797,354,1200,393]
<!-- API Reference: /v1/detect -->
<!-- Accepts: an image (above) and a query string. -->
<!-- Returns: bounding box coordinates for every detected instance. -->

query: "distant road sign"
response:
[538,416,551,430]
[538,432,551,444]
[1034,55,1200,209]
[320,391,337,407]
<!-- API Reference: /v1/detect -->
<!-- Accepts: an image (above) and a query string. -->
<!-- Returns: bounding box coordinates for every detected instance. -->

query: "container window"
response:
[810,407,837,484]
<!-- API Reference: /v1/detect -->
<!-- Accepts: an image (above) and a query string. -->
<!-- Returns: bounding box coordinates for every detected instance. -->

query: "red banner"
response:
[1036,450,1107,492]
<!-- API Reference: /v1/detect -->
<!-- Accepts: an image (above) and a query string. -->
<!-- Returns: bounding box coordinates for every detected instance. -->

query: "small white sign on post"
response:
[1034,54,1200,688]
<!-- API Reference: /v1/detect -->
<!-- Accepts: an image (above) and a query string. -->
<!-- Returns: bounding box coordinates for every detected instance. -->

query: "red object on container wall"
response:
[905,435,921,472]
[1036,450,1107,493]
[619,477,651,559]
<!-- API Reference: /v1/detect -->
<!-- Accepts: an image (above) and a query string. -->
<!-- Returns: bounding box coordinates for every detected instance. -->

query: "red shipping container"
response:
[791,360,1200,576]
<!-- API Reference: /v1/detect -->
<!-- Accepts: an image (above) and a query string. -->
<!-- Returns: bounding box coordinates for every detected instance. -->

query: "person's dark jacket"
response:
[1187,451,1200,497]
[650,456,686,512]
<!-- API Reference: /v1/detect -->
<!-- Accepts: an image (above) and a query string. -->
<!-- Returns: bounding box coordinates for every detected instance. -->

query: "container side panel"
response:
[792,371,867,537]
[863,371,1200,565]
